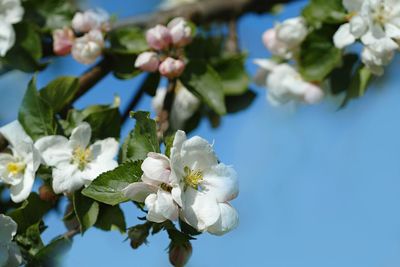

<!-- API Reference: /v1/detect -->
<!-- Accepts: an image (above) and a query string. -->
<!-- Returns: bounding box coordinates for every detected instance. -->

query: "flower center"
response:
[160,183,173,192]
[72,146,92,170]
[183,166,203,190]
[6,162,26,176]
[372,3,389,25]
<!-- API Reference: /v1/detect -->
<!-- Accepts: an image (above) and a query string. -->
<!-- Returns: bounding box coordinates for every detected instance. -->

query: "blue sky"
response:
[2,0,400,266]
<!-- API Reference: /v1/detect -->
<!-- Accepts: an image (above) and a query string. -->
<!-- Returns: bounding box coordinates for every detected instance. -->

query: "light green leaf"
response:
[82,161,143,206]
[109,27,148,54]
[180,60,226,115]
[341,65,372,107]
[18,77,58,140]
[32,236,72,266]
[302,0,346,27]
[120,111,159,163]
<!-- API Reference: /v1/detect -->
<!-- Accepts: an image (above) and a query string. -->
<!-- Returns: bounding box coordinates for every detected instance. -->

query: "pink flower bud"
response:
[72,29,104,64]
[72,8,110,33]
[169,240,192,267]
[167,17,192,47]
[303,83,324,104]
[52,27,75,56]
[159,57,185,78]
[262,28,289,58]
[146,25,172,51]
[135,51,160,72]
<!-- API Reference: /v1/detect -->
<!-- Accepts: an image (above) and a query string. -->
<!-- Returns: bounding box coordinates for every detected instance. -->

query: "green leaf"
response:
[299,25,342,82]
[180,60,226,115]
[8,193,52,233]
[110,54,141,80]
[32,236,72,266]
[73,191,100,233]
[15,221,45,256]
[329,53,359,95]
[109,27,148,54]
[141,72,161,97]
[213,54,250,95]
[94,204,126,233]
[120,111,159,163]
[82,161,143,206]
[18,77,58,140]
[341,65,372,107]
[302,0,346,27]
[40,76,80,113]
[1,22,45,72]
[226,89,257,113]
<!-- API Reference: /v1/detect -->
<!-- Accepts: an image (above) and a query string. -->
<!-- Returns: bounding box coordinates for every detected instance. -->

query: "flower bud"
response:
[275,17,307,48]
[167,17,192,47]
[52,27,75,56]
[262,28,288,58]
[39,184,58,203]
[169,240,192,267]
[72,8,110,33]
[72,29,104,64]
[128,224,150,249]
[159,57,185,78]
[135,51,160,72]
[302,83,324,104]
[146,25,172,50]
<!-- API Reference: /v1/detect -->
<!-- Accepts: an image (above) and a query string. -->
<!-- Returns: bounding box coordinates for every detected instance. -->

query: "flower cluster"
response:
[0,214,22,267]
[52,8,110,64]
[152,82,200,130]
[123,130,239,235]
[135,17,193,79]
[333,0,400,75]
[256,17,324,106]
[0,121,118,201]
[0,0,24,57]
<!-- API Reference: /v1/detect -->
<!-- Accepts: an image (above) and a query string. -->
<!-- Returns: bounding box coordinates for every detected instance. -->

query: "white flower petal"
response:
[80,158,118,184]
[0,21,15,57]
[333,23,355,49]
[69,122,92,148]
[52,163,83,194]
[5,242,23,267]
[10,165,35,203]
[343,0,363,12]
[145,194,167,223]
[0,120,31,148]
[122,182,158,202]
[90,138,119,162]
[207,203,239,236]
[202,163,239,203]
[155,189,179,221]
[0,0,24,24]
[181,187,220,231]
[141,152,171,184]
[180,136,218,171]
[171,186,183,207]
[34,136,71,166]
[0,214,17,242]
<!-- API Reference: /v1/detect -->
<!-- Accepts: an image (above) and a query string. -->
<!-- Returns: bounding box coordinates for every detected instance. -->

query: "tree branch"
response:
[157,79,177,139]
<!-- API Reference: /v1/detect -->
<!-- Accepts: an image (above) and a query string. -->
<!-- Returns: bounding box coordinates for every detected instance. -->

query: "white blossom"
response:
[0,0,24,56]
[152,83,200,130]
[35,122,118,194]
[262,17,308,59]
[254,59,324,106]
[71,8,110,33]
[0,121,40,203]
[0,214,22,267]
[170,131,239,235]
[71,29,104,65]
[123,153,180,223]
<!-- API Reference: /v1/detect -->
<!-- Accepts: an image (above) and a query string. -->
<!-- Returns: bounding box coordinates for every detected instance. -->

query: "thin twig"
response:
[63,227,80,240]
[226,19,239,54]
[157,79,177,140]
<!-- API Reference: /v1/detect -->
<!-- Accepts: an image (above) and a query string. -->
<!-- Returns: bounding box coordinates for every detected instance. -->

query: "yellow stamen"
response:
[7,162,26,176]
[72,146,92,170]
[183,166,203,190]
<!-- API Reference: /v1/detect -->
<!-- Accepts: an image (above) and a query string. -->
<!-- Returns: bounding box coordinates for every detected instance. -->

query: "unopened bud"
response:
[169,240,192,267]
[159,57,185,78]
[39,184,58,203]
[72,29,104,64]
[52,27,75,56]
[302,83,324,104]
[167,17,192,47]
[72,8,110,33]
[146,25,172,51]
[135,51,160,72]
[262,28,288,57]
[128,224,150,249]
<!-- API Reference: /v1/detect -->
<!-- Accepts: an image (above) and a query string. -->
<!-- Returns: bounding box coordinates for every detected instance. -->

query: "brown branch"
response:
[157,79,177,140]
[63,227,80,240]
[226,19,239,54]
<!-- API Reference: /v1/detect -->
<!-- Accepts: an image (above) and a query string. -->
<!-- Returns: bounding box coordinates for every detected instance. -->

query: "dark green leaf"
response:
[85,107,121,140]
[82,161,143,206]
[226,89,257,113]
[302,0,346,27]
[341,65,372,107]
[299,25,342,82]
[95,204,126,233]
[109,27,148,54]
[18,77,58,140]
[15,221,45,255]
[40,76,80,113]
[73,191,100,233]
[181,60,226,115]
[329,53,359,95]
[33,236,72,267]
[120,111,159,163]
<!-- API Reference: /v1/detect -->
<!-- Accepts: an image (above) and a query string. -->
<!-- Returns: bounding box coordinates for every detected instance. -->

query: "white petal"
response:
[0,247,9,267]
[0,120,31,148]
[180,136,218,171]
[145,194,167,223]
[69,122,91,148]
[349,16,367,38]
[141,152,171,184]
[80,158,118,184]
[253,59,277,72]
[90,138,119,162]
[34,136,71,166]
[343,0,363,12]
[10,165,35,203]
[0,0,24,24]
[52,163,83,194]
[0,214,17,242]
[207,203,239,236]
[0,21,15,57]
[202,164,239,202]
[122,182,158,202]
[333,23,355,49]
[6,242,23,267]
[181,187,220,231]
[171,186,183,207]
[155,189,179,221]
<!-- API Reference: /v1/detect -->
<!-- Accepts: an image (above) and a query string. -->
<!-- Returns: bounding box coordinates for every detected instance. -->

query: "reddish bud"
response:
[169,240,192,267]
[146,25,172,50]
[159,57,185,78]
